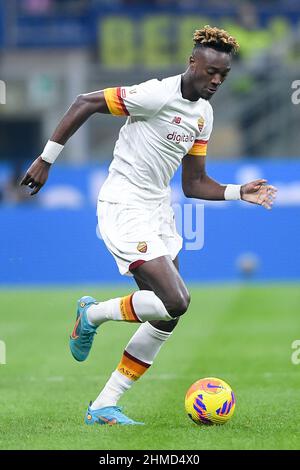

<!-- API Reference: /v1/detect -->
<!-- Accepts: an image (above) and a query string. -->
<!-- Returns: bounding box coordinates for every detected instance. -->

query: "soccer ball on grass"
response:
[185,377,235,425]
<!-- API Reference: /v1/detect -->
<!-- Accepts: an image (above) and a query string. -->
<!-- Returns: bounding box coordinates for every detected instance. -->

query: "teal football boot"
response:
[69,296,98,362]
[85,403,144,426]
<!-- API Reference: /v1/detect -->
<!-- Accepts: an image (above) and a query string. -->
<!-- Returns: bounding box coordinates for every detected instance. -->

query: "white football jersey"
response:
[99,74,213,205]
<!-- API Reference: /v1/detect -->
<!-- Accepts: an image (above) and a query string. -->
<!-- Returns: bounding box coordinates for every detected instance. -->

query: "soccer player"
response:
[21,26,277,425]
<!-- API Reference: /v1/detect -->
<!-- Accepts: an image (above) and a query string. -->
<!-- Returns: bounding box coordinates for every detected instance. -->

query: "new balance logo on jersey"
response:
[172,116,182,124]
[167,131,194,144]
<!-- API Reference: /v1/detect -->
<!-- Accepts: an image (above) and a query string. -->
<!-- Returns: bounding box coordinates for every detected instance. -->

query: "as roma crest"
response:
[197,117,205,132]
[137,242,147,253]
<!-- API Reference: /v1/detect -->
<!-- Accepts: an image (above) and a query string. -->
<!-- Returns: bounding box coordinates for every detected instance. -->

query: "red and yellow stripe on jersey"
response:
[120,294,141,322]
[188,139,208,157]
[103,87,129,116]
[117,350,150,381]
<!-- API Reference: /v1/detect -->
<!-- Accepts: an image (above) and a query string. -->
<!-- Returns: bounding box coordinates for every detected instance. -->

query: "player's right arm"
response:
[21,79,165,195]
[21,91,109,195]
[51,91,110,144]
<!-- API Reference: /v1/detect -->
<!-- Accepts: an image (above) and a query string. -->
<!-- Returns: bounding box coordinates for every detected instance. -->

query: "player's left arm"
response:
[182,154,277,209]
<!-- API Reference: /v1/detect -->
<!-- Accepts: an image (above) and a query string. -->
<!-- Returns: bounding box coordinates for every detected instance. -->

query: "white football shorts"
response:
[97,200,183,276]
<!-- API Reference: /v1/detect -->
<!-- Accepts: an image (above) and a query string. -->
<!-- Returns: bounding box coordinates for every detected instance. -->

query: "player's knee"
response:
[167,290,191,318]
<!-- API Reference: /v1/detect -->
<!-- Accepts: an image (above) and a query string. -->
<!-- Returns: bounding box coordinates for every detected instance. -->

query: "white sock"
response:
[87,290,172,326]
[90,370,132,410]
[90,322,172,409]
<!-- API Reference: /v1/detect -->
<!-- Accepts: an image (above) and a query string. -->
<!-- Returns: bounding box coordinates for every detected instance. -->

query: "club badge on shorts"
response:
[137,241,147,253]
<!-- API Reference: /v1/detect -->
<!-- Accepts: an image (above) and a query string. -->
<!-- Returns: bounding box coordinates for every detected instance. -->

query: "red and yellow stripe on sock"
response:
[103,87,129,116]
[120,293,141,322]
[117,350,150,381]
[188,139,208,157]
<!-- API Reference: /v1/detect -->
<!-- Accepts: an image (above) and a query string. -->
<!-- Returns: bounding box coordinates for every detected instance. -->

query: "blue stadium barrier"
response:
[1,160,300,285]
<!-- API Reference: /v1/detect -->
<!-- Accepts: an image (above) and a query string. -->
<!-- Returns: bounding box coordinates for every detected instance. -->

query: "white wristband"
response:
[41,140,64,164]
[224,184,241,200]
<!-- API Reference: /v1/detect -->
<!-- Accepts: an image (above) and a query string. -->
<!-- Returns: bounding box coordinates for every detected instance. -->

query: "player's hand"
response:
[20,156,51,195]
[241,179,277,210]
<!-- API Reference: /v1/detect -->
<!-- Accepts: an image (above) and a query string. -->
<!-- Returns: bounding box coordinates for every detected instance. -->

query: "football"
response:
[185,377,235,425]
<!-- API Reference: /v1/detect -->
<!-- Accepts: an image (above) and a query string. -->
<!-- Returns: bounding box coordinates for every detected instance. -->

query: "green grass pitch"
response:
[0,284,299,450]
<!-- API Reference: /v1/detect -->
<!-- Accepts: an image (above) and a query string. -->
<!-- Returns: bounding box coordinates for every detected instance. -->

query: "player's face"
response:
[189,48,232,100]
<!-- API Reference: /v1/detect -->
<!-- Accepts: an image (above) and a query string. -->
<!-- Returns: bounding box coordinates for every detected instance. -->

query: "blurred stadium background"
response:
[0,0,300,450]
[1,0,300,284]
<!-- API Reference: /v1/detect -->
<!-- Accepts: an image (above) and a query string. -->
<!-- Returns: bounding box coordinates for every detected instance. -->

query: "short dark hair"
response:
[193,25,240,55]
